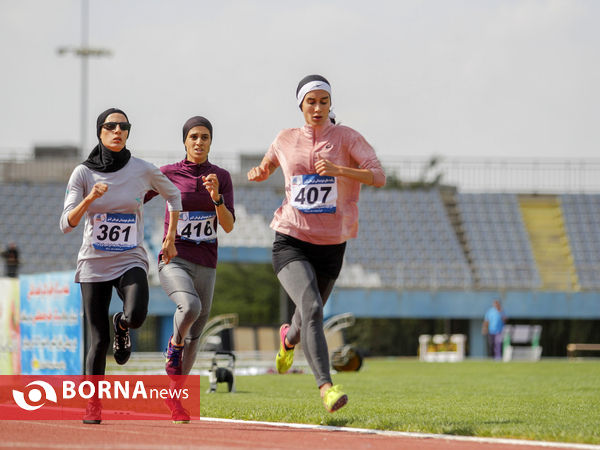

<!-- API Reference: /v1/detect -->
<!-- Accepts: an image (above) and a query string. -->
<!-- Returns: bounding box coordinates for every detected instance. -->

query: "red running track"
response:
[0,418,595,450]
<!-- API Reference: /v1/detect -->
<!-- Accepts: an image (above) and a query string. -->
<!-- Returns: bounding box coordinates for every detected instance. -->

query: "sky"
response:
[1,0,599,166]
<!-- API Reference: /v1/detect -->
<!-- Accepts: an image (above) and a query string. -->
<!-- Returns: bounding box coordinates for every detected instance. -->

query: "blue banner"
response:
[19,272,82,375]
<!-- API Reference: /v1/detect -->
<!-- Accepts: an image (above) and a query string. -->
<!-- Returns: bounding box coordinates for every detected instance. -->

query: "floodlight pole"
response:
[80,0,89,160]
[57,0,112,158]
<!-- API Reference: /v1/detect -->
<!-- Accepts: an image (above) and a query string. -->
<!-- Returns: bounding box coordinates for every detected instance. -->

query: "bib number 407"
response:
[290,174,337,214]
[294,185,332,205]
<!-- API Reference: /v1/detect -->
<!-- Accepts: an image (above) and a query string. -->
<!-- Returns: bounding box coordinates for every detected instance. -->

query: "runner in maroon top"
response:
[146,116,235,423]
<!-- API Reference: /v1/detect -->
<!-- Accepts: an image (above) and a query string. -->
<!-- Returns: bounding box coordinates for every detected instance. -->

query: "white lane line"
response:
[200,417,600,450]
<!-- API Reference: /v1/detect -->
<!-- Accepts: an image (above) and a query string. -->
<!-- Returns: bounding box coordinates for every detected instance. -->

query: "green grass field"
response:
[200,358,600,445]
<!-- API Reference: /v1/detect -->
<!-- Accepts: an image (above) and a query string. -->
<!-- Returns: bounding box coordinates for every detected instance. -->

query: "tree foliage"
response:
[211,262,280,325]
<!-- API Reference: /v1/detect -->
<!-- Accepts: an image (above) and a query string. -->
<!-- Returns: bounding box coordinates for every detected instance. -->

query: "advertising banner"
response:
[0,278,20,375]
[19,272,82,375]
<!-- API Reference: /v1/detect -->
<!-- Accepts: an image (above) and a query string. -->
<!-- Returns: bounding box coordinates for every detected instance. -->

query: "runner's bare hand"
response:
[202,174,220,201]
[88,183,108,201]
[161,235,177,264]
[247,163,270,182]
[315,159,341,177]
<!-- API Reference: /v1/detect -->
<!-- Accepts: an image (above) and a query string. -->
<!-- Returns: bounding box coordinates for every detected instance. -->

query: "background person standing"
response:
[1,242,19,278]
[483,299,507,360]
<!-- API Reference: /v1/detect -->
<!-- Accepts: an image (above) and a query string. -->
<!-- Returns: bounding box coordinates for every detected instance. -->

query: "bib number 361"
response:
[291,174,337,214]
[92,213,137,252]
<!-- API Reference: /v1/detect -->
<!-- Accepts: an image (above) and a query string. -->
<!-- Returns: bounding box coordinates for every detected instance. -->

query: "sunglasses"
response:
[102,122,131,131]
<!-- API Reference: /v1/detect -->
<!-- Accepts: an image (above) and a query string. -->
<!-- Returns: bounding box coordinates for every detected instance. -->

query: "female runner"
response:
[61,108,181,423]
[145,116,235,422]
[247,75,385,412]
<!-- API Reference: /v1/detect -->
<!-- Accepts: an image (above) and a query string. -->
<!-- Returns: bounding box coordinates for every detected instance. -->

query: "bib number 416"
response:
[180,220,215,240]
[177,211,218,243]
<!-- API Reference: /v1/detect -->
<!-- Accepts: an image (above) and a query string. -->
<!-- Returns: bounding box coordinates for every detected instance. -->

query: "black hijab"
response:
[82,108,132,173]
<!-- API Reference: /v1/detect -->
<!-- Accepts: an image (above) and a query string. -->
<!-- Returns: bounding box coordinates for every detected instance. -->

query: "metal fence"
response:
[2,148,600,193]
[381,157,600,193]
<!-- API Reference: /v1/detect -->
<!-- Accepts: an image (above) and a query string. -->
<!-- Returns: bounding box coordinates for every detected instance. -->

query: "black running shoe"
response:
[112,312,131,365]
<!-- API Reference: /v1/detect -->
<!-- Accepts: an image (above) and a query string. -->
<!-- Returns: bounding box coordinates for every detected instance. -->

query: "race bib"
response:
[92,213,137,252]
[290,174,337,214]
[177,211,218,243]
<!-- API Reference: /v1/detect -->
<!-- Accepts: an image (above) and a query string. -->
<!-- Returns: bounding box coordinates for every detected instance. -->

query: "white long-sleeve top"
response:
[60,157,182,282]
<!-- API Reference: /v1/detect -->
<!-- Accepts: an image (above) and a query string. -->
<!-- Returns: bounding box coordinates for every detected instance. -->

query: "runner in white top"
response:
[60,108,181,424]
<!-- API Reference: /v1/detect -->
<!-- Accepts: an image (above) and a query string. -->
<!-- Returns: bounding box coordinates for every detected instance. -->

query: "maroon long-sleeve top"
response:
[145,159,235,268]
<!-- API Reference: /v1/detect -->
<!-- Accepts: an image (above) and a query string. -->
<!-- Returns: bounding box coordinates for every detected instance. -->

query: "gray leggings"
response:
[158,257,216,375]
[278,260,336,388]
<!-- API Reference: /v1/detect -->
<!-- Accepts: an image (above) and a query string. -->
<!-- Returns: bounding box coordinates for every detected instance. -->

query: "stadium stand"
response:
[519,195,578,291]
[3,181,600,294]
[215,186,280,248]
[457,193,541,289]
[560,194,600,290]
[344,189,473,289]
[0,183,83,274]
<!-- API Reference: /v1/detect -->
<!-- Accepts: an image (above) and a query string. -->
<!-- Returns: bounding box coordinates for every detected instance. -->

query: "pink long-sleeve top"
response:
[265,121,385,245]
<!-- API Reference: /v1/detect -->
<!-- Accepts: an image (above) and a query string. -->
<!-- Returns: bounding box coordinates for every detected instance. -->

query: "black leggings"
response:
[80,267,149,375]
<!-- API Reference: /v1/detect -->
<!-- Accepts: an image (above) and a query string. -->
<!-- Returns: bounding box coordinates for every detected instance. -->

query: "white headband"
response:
[296,80,332,106]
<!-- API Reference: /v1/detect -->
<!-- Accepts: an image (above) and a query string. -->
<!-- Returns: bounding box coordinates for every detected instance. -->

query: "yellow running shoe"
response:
[275,324,294,374]
[323,385,348,413]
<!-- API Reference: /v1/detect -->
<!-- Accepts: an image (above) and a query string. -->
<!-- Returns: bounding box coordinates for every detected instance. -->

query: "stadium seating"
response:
[215,186,280,248]
[2,182,599,293]
[457,193,540,289]
[344,189,473,289]
[560,194,600,290]
[0,183,83,275]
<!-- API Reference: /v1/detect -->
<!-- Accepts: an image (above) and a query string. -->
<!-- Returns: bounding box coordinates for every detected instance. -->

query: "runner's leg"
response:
[81,281,113,375]
[159,259,202,346]
[278,260,331,387]
[115,266,149,329]
[180,265,216,374]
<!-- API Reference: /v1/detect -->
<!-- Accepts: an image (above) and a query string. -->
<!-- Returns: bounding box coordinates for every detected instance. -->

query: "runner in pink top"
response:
[248,74,385,412]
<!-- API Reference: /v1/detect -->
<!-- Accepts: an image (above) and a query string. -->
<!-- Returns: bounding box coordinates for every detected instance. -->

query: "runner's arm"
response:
[161,210,179,264]
[315,159,375,185]
[67,183,108,227]
[247,156,277,182]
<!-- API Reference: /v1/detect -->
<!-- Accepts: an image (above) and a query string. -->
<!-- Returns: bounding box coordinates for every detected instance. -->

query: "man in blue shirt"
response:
[483,300,507,360]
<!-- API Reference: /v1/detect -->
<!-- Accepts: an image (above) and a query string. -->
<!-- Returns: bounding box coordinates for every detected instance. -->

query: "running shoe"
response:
[322,385,348,413]
[165,398,190,424]
[82,399,102,424]
[113,312,131,365]
[275,323,294,374]
[165,337,184,377]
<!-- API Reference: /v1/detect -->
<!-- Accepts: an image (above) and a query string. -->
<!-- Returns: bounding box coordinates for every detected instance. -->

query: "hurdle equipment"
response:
[502,324,542,361]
